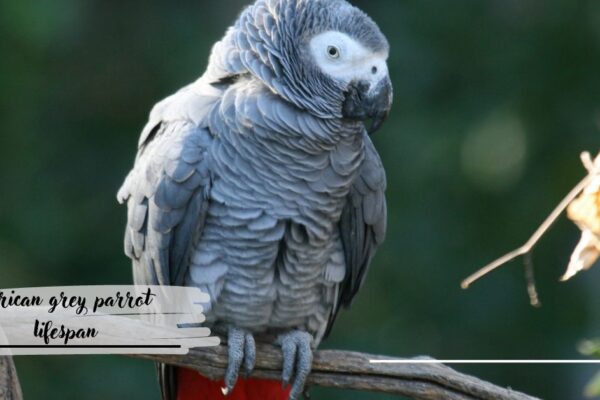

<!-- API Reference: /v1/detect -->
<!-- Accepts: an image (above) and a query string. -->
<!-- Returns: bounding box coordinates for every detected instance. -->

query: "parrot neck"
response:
[209,76,365,152]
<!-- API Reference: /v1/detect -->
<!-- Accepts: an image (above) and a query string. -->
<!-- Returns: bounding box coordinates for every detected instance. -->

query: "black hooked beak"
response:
[342,77,393,134]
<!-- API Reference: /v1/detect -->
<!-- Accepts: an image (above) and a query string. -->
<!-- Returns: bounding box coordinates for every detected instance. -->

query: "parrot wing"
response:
[326,133,387,337]
[117,81,222,400]
[117,82,220,287]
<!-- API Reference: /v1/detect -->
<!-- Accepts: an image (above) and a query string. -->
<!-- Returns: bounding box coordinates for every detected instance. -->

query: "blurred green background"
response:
[1,0,599,399]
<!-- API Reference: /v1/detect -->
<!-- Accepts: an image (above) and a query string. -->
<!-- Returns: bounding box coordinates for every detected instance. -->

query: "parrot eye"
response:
[327,45,340,59]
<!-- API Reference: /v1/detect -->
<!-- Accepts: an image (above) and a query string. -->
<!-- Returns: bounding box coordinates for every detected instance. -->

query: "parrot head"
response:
[308,22,393,135]
[222,0,393,134]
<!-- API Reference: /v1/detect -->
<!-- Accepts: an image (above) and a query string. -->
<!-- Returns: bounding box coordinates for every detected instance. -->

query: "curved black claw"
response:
[222,327,256,396]
[276,331,314,400]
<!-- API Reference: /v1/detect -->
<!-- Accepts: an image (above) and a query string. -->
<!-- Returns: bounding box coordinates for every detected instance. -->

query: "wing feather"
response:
[118,110,214,288]
[326,135,387,337]
[117,77,224,400]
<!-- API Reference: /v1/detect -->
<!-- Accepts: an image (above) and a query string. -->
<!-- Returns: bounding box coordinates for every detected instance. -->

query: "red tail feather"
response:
[177,368,291,400]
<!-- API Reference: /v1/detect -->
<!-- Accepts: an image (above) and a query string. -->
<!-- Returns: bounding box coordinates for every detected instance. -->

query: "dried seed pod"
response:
[562,152,600,281]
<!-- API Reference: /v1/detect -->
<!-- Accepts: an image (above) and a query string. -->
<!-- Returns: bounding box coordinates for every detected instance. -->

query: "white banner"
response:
[0,285,219,355]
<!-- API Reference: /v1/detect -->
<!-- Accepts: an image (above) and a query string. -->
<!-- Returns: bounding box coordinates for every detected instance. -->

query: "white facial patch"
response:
[309,31,388,86]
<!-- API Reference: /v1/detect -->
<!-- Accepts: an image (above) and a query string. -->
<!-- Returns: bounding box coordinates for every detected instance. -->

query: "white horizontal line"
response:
[370,360,600,364]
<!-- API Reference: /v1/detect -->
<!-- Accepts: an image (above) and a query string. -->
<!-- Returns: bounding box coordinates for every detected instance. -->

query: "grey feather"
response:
[326,134,387,337]
[118,117,214,286]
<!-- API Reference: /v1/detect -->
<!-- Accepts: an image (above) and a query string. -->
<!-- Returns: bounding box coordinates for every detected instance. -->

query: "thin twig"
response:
[131,344,539,400]
[524,253,541,307]
[461,173,594,290]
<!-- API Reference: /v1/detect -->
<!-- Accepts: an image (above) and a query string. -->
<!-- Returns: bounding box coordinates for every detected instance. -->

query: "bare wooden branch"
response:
[461,151,600,290]
[132,345,539,400]
[0,357,23,400]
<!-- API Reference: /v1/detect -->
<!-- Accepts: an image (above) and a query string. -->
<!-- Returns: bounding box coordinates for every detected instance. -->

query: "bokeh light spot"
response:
[461,110,528,192]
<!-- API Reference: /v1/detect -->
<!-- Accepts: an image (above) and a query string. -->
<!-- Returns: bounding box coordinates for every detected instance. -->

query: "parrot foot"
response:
[222,327,256,396]
[276,330,314,400]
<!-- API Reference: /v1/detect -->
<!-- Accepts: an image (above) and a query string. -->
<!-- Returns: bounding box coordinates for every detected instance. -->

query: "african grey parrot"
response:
[117,0,391,399]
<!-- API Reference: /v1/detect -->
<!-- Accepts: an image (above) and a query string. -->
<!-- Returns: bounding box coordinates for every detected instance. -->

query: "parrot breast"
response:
[184,78,366,344]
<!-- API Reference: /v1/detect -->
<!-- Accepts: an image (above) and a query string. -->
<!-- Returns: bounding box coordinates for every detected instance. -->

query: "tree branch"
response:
[0,357,23,400]
[132,345,539,400]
